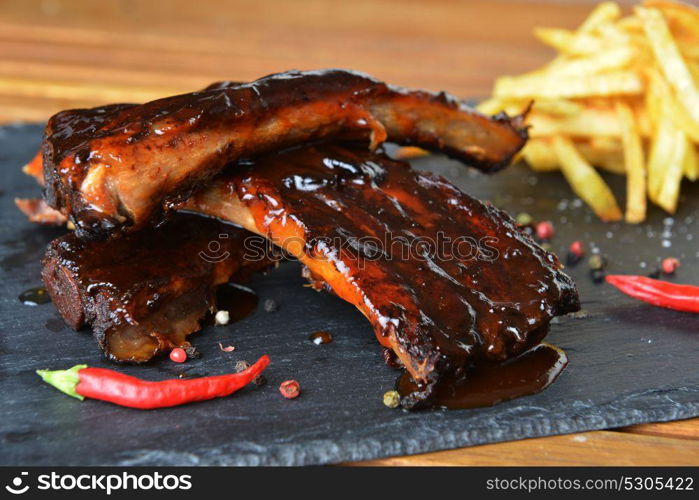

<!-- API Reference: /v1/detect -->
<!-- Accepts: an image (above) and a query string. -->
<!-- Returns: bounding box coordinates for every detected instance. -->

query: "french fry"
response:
[530,99,583,116]
[552,136,623,221]
[683,139,698,181]
[545,46,636,77]
[528,108,624,138]
[533,28,607,56]
[616,101,647,223]
[521,139,559,171]
[655,128,687,213]
[644,0,699,40]
[578,141,627,174]
[484,1,698,223]
[494,71,643,100]
[579,2,623,32]
[637,6,699,127]
[647,113,676,199]
[476,97,507,115]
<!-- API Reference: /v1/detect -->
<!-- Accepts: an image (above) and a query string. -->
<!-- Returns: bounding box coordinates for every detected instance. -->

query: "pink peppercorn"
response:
[661,257,680,275]
[569,240,584,258]
[169,348,187,363]
[536,221,555,240]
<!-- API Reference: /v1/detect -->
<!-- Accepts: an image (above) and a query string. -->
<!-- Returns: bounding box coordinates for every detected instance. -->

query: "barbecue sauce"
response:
[19,286,50,305]
[309,330,333,345]
[214,284,259,323]
[396,343,567,409]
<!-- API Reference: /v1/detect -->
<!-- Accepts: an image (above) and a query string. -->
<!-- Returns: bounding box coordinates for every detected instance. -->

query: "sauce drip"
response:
[309,330,333,345]
[397,343,567,409]
[19,286,50,306]
[214,284,259,323]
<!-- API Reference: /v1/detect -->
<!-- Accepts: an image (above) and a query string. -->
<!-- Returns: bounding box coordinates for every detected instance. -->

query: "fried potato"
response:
[637,6,699,127]
[533,28,607,56]
[553,136,623,221]
[494,71,644,100]
[616,101,647,223]
[654,127,686,213]
[683,140,698,181]
[521,139,559,172]
[482,1,698,222]
[528,108,624,138]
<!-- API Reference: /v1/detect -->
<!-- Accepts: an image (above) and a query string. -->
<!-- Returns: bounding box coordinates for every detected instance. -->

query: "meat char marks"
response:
[185,143,580,407]
[42,69,527,239]
[42,213,272,362]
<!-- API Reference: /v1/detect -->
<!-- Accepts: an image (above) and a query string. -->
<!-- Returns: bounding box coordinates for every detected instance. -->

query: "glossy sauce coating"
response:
[41,213,271,362]
[396,342,568,409]
[41,69,527,239]
[187,143,579,407]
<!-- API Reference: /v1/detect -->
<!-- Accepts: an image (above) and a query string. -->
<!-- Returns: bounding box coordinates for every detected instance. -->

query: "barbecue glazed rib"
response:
[42,213,272,362]
[42,69,527,239]
[185,143,580,407]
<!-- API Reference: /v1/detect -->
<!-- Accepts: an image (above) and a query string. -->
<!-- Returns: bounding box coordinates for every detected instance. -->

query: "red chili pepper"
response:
[606,275,699,314]
[36,355,270,409]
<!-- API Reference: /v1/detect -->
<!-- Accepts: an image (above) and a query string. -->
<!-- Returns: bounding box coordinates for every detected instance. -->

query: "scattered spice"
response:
[35,355,270,409]
[184,346,201,359]
[214,310,230,326]
[535,221,555,240]
[588,254,608,271]
[279,380,300,399]
[516,212,533,226]
[569,241,584,258]
[218,342,235,353]
[568,310,589,319]
[235,360,250,372]
[648,268,661,279]
[235,360,265,386]
[263,299,279,313]
[169,348,187,363]
[383,390,401,408]
[661,257,680,275]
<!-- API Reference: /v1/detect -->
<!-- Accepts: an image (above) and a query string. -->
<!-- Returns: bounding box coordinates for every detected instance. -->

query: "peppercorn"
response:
[590,268,606,284]
[516,212,533,227]
[184,346,201,359]
[661,257,680,275]
[588,254,608,271]
[535,221,555,240]
[235,360,251,372]
[235,360,265,386]
[383,390,401,408]
[169,348,187,363]
[263,299,279,312]
[279,380,300,399]
[569,241,584,258]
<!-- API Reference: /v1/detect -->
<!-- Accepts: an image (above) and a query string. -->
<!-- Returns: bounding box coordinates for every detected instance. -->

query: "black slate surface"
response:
[1,123,698,466]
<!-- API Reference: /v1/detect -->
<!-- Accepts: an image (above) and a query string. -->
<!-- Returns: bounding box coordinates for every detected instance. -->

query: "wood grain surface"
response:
[0,0,697,466]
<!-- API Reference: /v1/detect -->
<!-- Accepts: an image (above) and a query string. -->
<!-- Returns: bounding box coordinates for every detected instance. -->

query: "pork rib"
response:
[42,69,527,239]
[185,143,580,407]
[42,213,273,362]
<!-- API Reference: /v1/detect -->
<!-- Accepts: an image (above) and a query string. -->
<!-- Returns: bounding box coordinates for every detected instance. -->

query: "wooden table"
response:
[1,0,697,465]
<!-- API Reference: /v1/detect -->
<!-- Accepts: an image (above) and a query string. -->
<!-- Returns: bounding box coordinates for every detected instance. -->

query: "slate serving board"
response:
[1,123,698,466]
